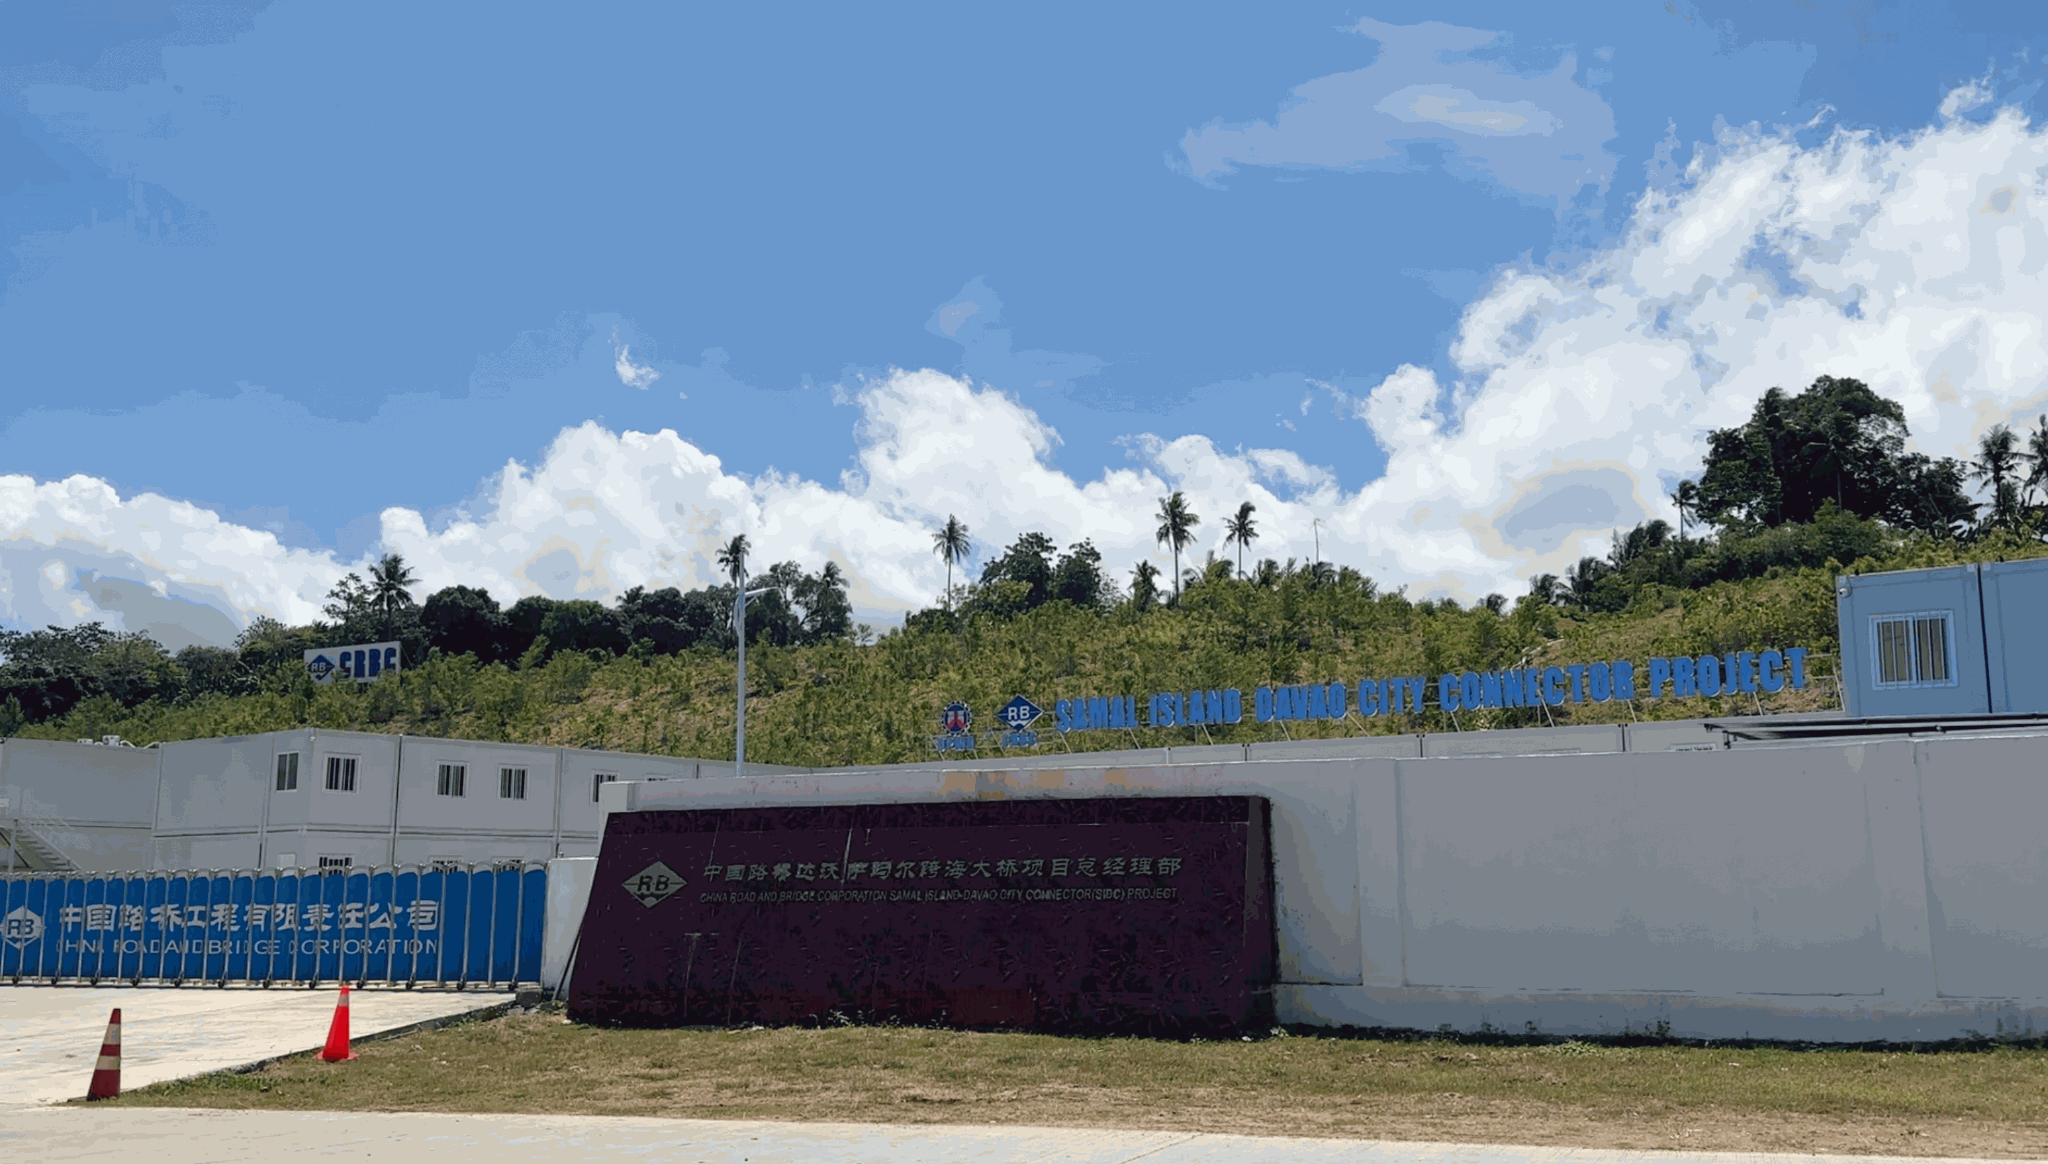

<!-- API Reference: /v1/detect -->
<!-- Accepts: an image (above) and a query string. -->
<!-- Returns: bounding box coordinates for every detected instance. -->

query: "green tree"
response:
[420,585,508,661]
[1973,423,2025,533]
[368,553,419,627]
[539,600,629,656]
[1129,560,1160,612]
[1223,502,1258,578]
[174,644,250,701]
[931,515,970,608]
[2023,414,2048,512]
[1154,491,1200,605]
[1696,375,1972,535]
[976,532,1058,615]
[322,573,375,636]
[1050,541,1109,610]
[1671,479,1700,538]
[501,596,560,662]
[716,534,751,586]
[795,562,853,642]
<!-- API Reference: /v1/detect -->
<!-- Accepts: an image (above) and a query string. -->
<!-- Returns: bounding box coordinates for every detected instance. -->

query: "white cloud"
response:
[8,97,2048,642]
[611,326,661,389]
[1180,17,1617,211]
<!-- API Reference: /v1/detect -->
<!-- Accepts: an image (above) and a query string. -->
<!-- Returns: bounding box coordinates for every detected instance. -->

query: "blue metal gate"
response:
[0,863,546,987]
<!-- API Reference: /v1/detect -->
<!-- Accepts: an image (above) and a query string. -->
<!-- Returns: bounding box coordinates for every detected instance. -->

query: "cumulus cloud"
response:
[8,97,2048,643]
[1180,17,1617,211]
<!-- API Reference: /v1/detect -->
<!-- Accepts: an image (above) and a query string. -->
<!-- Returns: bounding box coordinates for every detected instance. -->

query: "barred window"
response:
[318,855,353,871]
[1872,612,1955,687]
[274,752,299,791]
[592,772,618,803]
[500,766,527,799]
[324,755,357,792]
[437,763,466,797]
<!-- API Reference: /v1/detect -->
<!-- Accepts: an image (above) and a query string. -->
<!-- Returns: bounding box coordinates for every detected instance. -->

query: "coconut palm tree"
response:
[367,553,418,635]
[1223,502,1257,578]
[1154,492,1199,605]
[716,534,750,586]
[2021,414,2048,517]
[931,515,970,608]
[1129,560,1160,612]
[1973,424,2024,533]
[1671,479,1701,539]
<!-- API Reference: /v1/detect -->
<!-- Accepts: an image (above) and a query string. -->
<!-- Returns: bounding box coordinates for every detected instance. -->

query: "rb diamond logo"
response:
[2,905,44,949]
[623,861,686,908]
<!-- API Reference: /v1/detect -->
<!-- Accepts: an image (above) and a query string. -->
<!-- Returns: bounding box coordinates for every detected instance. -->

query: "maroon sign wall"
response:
[569,796,1274,1034]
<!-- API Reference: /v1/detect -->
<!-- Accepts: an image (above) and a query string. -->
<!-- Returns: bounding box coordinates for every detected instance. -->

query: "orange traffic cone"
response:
[319,985,357,1062]
[85,1008,121,1100]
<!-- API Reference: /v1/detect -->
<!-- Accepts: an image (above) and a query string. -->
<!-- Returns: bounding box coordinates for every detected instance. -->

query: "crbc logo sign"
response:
[624,862,686,908]
[3,906,44,949]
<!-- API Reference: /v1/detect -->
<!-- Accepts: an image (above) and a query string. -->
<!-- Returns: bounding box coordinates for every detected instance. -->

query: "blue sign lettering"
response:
[1026,646,1813,736]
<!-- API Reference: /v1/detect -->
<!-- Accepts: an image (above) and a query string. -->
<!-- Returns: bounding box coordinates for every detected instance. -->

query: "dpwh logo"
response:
[933,701,975,752]
[2,905,44,949]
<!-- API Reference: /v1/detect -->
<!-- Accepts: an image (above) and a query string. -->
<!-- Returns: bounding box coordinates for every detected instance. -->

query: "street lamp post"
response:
[733,583,771,778]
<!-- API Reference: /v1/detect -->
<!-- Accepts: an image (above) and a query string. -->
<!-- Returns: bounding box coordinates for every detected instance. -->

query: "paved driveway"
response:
[0,1108,2018,1164]
[0,985,516,1106]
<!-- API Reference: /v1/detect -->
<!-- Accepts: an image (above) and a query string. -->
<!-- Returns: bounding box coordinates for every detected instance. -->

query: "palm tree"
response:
[2021,414,2048,516]
[1671,480,1700,539]
[1223,502,1257,578]
[1129,560,1160,612]
[1154,491,1199,605]
[367,553,418,635]
[1973,425,2023,532]
[931,515,970,607]
[716,533,750,586]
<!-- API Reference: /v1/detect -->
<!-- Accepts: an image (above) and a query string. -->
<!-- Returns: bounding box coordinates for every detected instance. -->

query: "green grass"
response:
[101,1010,2048,1157]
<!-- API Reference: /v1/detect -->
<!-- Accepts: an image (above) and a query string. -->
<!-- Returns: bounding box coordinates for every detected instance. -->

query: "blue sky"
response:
[4,1,2048,644]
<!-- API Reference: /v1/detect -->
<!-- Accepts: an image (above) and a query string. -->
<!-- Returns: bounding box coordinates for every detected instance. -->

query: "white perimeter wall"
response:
[0,739,158,871]
[605,731,2047,1041]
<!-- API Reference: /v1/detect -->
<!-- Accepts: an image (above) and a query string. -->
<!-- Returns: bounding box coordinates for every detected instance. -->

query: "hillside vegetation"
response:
[5,524,2040,767]
[6,375,2047,767]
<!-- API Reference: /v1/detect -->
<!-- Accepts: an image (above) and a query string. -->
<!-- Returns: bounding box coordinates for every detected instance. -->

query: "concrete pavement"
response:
[1,985,517,1106]
[0,1108,2028,1164]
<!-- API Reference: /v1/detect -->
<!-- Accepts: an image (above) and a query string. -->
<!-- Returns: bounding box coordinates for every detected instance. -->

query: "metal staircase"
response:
[2,811,79,874]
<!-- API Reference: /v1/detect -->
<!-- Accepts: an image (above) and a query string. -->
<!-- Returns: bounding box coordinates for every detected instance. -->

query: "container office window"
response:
[499,767,527,799]
[437,763,466,796]
[430,857,463,871]
[592,772,618,802]
[318,855,353,871]
[324,755,358,792]
[274,752,300,791]
[1872,611,1956,687]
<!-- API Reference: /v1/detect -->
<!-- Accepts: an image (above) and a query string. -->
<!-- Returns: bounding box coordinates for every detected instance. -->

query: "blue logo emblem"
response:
[934,701,975,752]
[306,654,335,682]
[998,696,1042,731]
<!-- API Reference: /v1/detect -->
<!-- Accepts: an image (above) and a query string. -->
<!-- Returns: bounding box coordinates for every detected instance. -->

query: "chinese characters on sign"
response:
[572,796,1274,1035]
[0,865,540,986]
